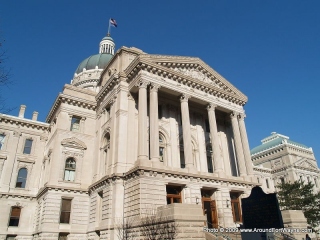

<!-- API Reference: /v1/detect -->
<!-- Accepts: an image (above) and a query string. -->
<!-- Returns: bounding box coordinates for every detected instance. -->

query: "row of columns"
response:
[136,80,253,177]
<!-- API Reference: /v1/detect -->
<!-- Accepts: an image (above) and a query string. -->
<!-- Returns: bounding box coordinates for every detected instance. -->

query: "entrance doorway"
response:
[201,189,218,228]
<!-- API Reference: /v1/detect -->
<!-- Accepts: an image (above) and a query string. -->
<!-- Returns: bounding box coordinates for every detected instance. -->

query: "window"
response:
[307,176,310,183]
[58,233,69,240]
[16,168,28,188]
[0,133,5,150]
[8,207,21,226]
[280,177,285,184]
[64,158,76,181]
[70,117,80,132]
[60,199,72,223]
[300,176,303,182]
[23,139,33,154]
[230,192,242,222]
[6,236,17,240]
[266,179,270,188]
[166,185,182,204]
[315,178,318,188]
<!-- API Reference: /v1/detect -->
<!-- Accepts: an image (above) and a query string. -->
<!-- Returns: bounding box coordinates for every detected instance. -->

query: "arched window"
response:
[159,133,165,162]
[64,158,76,181]
[16,168,27,188]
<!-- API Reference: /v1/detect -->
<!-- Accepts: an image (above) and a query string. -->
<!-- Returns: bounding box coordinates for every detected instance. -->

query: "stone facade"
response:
[1,35,319,240]
[251,132,320,193]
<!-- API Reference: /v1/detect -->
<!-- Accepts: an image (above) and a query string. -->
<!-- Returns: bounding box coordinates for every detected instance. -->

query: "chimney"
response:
[18,105,26,118]
[32,111,39,121]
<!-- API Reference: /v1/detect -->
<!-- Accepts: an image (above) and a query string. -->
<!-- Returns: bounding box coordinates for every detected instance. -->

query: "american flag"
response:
[110,18,117,27]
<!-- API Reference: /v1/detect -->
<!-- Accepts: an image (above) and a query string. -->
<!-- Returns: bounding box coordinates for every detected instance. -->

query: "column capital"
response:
[150,83,161,92]
[180,93,191,102]
[238,113,246,120]
[206,103,217,111]
[230,111,240,119]
[135,80,150,89]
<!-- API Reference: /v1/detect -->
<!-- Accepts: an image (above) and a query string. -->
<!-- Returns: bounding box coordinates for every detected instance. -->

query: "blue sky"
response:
[1,1,320,164]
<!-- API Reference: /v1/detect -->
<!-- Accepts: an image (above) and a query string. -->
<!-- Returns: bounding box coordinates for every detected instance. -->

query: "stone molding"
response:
[46,93,96,123]
[124,57,247,106]
[88,166,255,194]
[0,114,49,130]
[61,137,87,150]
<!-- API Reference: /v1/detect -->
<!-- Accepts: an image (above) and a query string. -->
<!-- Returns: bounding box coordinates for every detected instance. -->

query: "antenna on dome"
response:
[108,18,118,36]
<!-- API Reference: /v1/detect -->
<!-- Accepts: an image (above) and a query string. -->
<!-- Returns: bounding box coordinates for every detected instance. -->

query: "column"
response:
[137,80,149,160]
[238,113,254,176]
[207,104,223,173]
[150,83,161,161]
[230,112,247,176]
[180,94,193,168]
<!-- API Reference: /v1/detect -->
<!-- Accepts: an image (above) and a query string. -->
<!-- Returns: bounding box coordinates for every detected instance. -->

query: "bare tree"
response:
[0,35,13,113]
[115,217,138,240]
[140,210,178,240]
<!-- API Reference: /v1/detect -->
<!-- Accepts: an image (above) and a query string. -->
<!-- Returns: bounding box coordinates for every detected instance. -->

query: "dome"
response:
[75,53,113,74]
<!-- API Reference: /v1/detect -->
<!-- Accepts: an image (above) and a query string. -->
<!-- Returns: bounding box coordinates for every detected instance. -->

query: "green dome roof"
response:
[75,53,113,74]
[250,133,310,155]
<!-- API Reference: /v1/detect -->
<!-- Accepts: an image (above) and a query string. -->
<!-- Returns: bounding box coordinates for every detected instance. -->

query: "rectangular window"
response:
[8,207,21,227]
[280,177,285,184]
[315,178,318,188]
[23,139,33,154]
[230,192,242,222]
[6,236,17,240]
[0,134,5,150]
[266,179,270,188]
[166,185,182,204]
[70,117,81,132]
[58,233,69,240]
[60,199,72,224]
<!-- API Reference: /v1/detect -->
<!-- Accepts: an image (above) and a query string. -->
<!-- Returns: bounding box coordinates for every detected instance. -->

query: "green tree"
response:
[276,180,320,231]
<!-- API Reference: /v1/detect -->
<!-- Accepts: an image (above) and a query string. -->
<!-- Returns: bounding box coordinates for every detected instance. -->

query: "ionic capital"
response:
[206,103,217,111]
[150,83,161,92]
[135,80,150,89]
[238,113,246,120]
[230,111,240,119]
[180,93,191,102]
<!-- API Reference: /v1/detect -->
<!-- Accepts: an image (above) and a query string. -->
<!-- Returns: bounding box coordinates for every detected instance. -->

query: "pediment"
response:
[295,158,318,170]
[129,55,248,104]
[61,137,87,150]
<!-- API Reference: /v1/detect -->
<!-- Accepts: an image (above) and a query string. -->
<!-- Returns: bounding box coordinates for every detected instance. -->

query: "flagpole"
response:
[107,18,111,36]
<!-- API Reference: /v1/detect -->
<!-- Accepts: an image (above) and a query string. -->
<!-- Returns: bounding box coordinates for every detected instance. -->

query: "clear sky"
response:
[1,1,320,164]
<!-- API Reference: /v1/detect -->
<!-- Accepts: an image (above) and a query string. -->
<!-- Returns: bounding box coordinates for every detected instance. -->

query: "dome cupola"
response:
[71,34,115,92]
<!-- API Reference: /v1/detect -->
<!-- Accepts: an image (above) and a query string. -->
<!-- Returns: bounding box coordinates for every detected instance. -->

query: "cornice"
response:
[88,166,255,193]
[0,114,49,130]
[253,166,272,174]
[36,185,88,199]
[124,59,247,106]
[96,74,120,103]
[0,192,36,200]
[46,93,96,123]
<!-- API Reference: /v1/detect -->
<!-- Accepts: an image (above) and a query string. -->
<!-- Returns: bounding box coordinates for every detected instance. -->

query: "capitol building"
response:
[0,34,319,240]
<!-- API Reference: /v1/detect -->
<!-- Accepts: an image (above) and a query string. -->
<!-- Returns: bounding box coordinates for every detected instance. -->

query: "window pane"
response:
[60,199,71,223]
[16,168,27,188]
[23,139,33,154]
[9,207,21,226]
[0,134,5,150]
[70,117,80,131]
